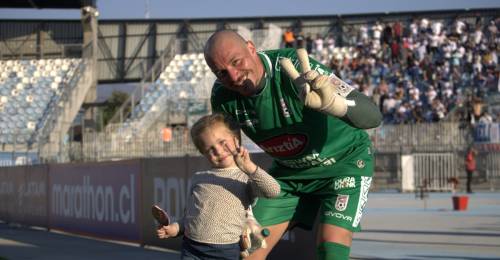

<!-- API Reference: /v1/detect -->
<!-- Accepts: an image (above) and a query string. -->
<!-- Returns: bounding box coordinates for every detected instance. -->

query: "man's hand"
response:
[279,48,348,117]
[156,223,180,239]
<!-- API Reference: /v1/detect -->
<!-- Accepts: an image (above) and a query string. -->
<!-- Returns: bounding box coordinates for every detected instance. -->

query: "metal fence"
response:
[0,43,83,60]
[82,124,199,162]
[370,122,470,153]
[79,121,471,161]
[373,146,500,192]
[413,153,459,191]
[4,121,500,191]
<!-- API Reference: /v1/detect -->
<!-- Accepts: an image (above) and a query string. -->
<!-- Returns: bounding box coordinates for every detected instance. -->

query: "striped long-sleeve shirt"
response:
[181,166,280,244]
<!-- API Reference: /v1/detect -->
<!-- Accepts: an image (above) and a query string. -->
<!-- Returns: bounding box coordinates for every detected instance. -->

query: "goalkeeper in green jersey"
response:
[204,30,382,260]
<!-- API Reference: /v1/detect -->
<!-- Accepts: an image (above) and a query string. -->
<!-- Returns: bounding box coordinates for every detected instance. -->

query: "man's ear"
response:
[246,40,257,54]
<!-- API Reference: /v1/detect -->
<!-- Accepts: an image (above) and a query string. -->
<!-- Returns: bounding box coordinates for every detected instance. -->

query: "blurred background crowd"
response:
[282,17,499,125]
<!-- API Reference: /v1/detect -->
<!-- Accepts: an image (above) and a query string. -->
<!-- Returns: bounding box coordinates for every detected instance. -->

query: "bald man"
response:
[205,30,382,260]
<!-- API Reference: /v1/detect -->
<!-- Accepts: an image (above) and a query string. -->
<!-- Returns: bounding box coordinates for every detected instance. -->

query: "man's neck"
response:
[254,55,267,94]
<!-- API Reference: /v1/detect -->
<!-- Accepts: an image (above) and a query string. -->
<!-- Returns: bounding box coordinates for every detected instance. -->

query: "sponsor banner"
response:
[49,160,141,242]
[0,165,48,227]
[476,143,500,152]
[0,152,39,167]
[141,157,195,248]
[474,123,500,143]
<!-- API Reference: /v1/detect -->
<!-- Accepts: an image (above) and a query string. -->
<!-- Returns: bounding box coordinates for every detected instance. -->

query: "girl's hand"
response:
[224,136,258,175]
[156,223,180,239]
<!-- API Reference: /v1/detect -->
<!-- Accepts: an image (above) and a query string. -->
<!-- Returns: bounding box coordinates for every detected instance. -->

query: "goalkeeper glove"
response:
[279,48,349,117]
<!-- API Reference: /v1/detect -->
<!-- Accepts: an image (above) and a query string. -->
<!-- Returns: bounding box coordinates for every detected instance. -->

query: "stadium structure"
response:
[0,1,499,257]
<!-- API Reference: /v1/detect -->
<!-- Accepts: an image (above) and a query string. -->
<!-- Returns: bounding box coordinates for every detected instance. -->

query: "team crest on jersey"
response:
[258,134,307,157]
[335,195,349,212]
[357,160,365,169]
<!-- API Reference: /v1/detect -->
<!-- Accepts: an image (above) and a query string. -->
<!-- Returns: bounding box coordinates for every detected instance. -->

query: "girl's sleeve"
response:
[248,167,281,198]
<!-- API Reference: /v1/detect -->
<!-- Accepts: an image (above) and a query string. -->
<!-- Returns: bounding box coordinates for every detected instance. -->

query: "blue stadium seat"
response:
[0,58,83,145]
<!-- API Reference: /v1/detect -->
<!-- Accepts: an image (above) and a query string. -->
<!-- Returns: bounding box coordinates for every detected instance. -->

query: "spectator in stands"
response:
[359,24,369,44]
[265,16,500,125]
[314,33,324,56]
[382,23,393,45]
[487,19,498,41]
[393,21,403,43]
[326,33,336,53]
[479,111,494,124]
[204,30,381,260]
[283,27,295,48]
[372,21,383,42]
[465,146,478,193]
[305,33,314,54]
[295,31,305,48]
[156,113,280,259]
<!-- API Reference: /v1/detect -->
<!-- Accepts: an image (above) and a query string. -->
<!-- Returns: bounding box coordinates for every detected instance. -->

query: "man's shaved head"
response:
[204,30,247,60]
[203,30,265,96]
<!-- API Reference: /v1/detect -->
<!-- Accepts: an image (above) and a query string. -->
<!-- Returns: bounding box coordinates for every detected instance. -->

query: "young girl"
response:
[156,113,280,259]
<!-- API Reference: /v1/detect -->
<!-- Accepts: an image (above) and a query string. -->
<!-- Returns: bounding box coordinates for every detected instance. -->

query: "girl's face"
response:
[198,123,238,169]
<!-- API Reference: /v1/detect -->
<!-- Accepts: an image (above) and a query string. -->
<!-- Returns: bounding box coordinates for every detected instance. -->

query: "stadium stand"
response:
[296,16,499,125]
[0,1,98,164]
[119,53,214,138]
[0,58,84,144]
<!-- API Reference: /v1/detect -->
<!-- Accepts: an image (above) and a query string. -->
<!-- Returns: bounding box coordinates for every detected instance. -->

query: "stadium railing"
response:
[75,121,500,191]
[81,122,469,160]
[0,43,83,60]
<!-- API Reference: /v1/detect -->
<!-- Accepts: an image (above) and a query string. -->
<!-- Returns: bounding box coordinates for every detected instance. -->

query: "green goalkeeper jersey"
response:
[211,48,373,179]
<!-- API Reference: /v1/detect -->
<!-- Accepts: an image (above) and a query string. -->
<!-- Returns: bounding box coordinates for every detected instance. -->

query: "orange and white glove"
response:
[279,48,349,117]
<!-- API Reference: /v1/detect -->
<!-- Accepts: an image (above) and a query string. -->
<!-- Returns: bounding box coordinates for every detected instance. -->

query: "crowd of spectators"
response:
[282,16,499,125]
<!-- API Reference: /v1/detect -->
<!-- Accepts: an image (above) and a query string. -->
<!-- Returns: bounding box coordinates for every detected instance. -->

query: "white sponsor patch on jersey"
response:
[334,177,356,190]
[335,194,349,211]
[280,98,291,118]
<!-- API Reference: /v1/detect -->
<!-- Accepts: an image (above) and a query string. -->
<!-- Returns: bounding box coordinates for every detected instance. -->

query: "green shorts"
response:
[252,175,372,232]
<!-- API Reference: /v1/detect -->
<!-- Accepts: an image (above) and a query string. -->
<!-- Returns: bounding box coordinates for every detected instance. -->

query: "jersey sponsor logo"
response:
[334,177,356,190]
[335,195,349,211]
[324,211,353,222]
[258,134,307,157]
[278,152,336,168]
[235,109,258,128]
[279,98,290,118]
